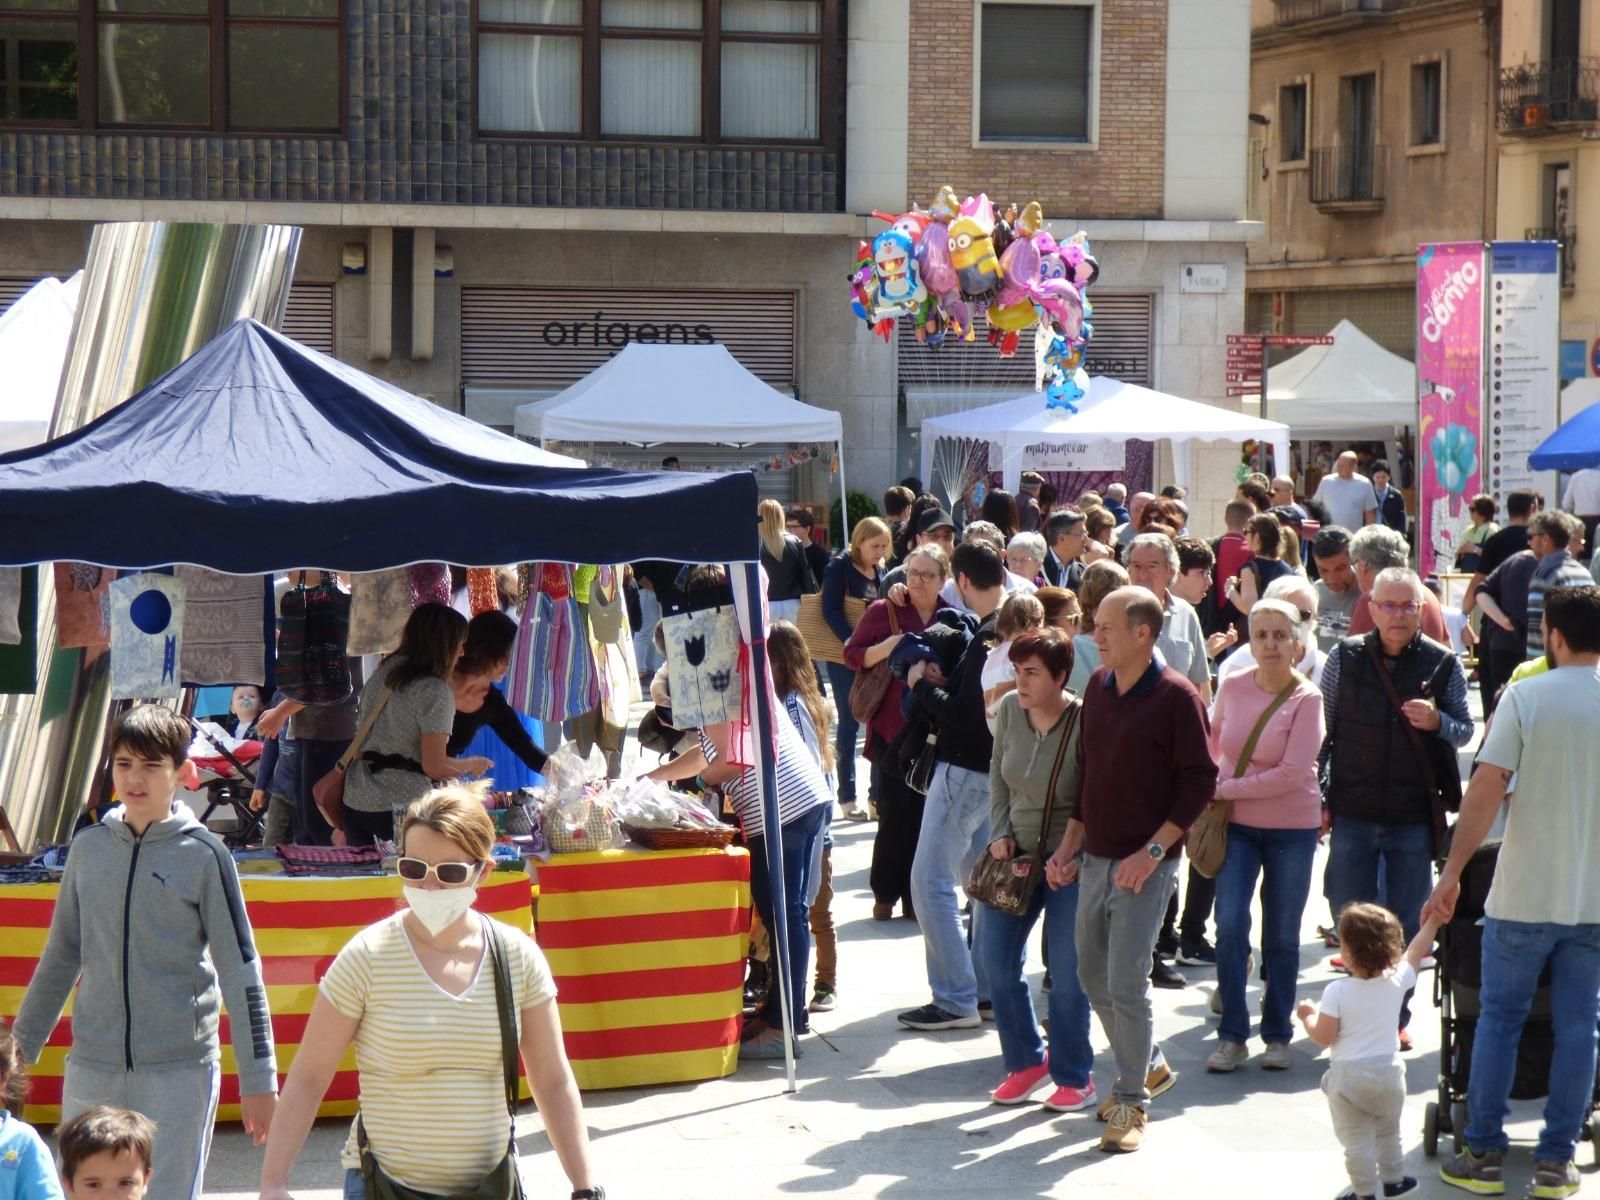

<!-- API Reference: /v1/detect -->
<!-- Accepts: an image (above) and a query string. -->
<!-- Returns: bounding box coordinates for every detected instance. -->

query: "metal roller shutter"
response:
[0,277,41,314]
[461,287,797,388]
[284,282,336,355]
[1288,287,1414,359]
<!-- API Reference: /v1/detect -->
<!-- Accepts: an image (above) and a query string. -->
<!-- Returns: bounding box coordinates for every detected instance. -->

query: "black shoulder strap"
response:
[484,915,520,1115]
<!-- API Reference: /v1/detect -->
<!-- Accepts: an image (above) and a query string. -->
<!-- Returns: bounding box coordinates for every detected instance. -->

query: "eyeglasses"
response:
[905,568,942,582]
[1298,608,1313,623]
[396,857,479,886]
[785,521,803,530]
[1374,601,1420,616]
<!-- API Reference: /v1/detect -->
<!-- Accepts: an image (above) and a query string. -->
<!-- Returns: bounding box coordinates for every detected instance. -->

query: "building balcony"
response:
[1498,59,1600,134]
[1525,227,1578,290]
[1309,145,1388,212]
[1271,0,1405,28]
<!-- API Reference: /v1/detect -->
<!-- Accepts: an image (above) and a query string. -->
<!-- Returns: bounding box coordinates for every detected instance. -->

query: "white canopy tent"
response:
[514,342,846,507]
[0,273,81,452]
[1263,319,1416,437]
[919,376,1290,494]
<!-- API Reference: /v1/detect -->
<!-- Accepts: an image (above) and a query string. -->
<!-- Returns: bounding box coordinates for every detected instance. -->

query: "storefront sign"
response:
[1180,264,1227,294]
[1416,242,1486,576]
[1021,439,1126,472]
[1487,241,1561,509]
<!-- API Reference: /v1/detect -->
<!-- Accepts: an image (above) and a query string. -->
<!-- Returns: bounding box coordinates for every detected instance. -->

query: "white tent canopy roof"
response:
[513,343,843,446]
[0,273,81,452]
[921,376,1290,492]
[1265,319,1416,436]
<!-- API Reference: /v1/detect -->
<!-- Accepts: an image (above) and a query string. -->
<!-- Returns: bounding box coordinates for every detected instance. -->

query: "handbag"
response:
[312,685,394,832]
[278,572,353,704]
[905,729,939,796]
[796,592,868,666]
[357,918,525,1200]
[1186,676,1299,879]
[966,700,1080,916]
[847,602,900,724]
[1365,638,1459,856]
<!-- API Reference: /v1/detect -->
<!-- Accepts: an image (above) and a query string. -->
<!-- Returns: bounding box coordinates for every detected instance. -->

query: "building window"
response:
[1279,81,1308,163]
[0,0,341,132]
[476,0,830,145]
[1410,59,1442,146]
[976,2,1093,143]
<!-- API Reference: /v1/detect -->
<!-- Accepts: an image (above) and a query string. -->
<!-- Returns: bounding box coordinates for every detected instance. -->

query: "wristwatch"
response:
[1145,841,1166,862]
[573,1189,605,1200]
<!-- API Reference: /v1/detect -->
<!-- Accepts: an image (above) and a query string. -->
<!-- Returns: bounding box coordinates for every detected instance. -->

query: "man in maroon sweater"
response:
[1049,586,1218,1154]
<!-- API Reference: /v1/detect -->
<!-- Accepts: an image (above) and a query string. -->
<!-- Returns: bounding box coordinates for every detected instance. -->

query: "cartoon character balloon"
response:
[948,194,1003,301]
[870,229,926,320]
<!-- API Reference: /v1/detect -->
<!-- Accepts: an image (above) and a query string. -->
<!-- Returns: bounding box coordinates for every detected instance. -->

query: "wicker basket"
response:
[623,823,738,850]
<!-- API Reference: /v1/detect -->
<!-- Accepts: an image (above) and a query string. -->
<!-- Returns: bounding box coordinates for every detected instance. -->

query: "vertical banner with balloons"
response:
[1417,242,1486,576]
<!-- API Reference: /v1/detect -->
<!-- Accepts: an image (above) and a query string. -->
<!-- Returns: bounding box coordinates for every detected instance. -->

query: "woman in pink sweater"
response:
[1203,598,1326,1075]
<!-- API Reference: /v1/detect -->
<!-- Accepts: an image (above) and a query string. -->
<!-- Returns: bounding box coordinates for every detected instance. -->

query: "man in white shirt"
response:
[1561,467,1600,518]
[1312,451,1379,531]
[1429,584,1600,1198]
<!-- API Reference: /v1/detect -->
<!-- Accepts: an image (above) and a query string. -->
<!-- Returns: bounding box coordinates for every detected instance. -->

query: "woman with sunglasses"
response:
[339,604,492,847]
[259,786,601,1200]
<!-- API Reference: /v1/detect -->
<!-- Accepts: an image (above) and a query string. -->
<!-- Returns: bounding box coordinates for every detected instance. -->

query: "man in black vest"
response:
[1319,566,1473,1044]
[1042,508,1088,590]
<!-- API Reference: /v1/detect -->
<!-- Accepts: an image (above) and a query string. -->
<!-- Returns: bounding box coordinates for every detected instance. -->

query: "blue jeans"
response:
[748,802,829,1033]
[1214,823,1319,1045]
[343,1169,364,1200]
[1325,816,1433,1028]
[823,661,860,802]
[633,585,663,676]
[975,880,1094,1087]
[1465,919,1600,1162]
[909,762,992,1016]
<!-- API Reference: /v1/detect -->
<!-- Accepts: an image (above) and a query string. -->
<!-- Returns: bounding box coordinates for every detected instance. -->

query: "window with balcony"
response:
[976,1,1094,144]
[476,0,832,145]
[1311,73,1385,208]
[1279,81,1308,164]
[1527,163,1577,290]
[0,0,341,131]
[1410,59,1442,147]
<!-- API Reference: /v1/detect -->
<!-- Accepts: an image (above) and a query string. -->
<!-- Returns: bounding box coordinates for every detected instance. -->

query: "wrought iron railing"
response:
[1273,0,1405,26]
[1309,144,1387,206]
[1525,227,1578,290]
[1498,59,1600,131]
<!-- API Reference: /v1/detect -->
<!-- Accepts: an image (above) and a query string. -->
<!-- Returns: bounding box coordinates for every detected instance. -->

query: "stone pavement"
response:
[200,804,1587,1199]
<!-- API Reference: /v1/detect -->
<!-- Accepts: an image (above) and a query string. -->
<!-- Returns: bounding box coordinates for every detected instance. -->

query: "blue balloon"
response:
[129,589,172,636]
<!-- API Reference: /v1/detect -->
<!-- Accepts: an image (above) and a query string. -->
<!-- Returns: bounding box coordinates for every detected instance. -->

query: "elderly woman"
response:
[1069,561,1127,694]
[1082,507,1117,565]
[975,627,1095,1112]
[1214,574,1327,689]
[259,786,599,1200]
[1006,532,1048,587]
[1204,599,1326,1075]
[845,544,949,920]
[820,516,891,820]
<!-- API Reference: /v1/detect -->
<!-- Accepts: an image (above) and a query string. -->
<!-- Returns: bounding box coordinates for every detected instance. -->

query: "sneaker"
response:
[990,1063,1050,1105]
[840,803,870,823]
[1042,1082,1098,1113]
[743,960,769,1010]
[740,1026,800,1060]
[1099,1103,1147,1153]
[1150,958,1187,989]
[808,984,836,1013]
[1206,1041,1249,1073]
[1383,1179,1419,1198]
[978,1000,995,1021]
[1331,956,1351,975]
[1098,1063,1177,1119]
[898,1004,981,1031]
[1176,939,1217,966]
[1530,1159,1581,1199]
[1260,1041,1292,1071]
[1438,1146,1505,1195]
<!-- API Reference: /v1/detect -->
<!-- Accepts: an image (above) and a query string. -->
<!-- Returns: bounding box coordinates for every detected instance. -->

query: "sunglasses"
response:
[396,857,479,886]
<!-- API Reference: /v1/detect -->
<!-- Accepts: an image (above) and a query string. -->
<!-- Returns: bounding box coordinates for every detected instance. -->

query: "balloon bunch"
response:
[848,186,1100,411]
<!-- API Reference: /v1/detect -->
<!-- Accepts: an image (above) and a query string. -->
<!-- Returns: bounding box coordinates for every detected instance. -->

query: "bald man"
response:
[1312,452,1378,531]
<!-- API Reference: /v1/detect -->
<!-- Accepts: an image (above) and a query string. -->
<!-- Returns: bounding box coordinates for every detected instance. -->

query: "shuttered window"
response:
[1286,287,1412,359]
[0,276,39,314]
[978,2,1093,142]
[284,281,335,355]
[460,286,797,387]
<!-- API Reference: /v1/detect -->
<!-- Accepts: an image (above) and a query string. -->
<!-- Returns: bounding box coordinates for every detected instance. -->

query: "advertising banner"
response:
[1487,242,1561,511]
[1417,243,1486,575]
[1021,439,1126,473]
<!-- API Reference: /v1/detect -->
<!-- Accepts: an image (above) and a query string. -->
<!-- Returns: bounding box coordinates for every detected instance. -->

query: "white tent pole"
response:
[1169,439,1192,492]
[835,438,848,546]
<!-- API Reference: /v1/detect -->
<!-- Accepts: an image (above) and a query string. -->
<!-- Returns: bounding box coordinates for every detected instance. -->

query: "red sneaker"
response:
[1043,1082,1098,1113]
[1330,957,1351,975]
[991,1063,1051,1105]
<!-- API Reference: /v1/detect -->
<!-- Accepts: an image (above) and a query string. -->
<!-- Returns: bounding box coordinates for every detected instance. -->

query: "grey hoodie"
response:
[13,803,277,1095]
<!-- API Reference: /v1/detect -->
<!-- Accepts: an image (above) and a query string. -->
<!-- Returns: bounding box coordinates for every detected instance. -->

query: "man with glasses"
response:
[1523,511,1590,662]
[1042,508,1089,591]
[1320,566,1473,1049]
[785,506,832,592]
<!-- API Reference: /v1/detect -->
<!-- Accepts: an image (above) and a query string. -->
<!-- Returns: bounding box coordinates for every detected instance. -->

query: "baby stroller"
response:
[1422,839,1600,1158]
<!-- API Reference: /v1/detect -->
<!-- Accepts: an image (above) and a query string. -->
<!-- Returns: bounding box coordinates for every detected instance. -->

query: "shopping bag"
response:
[660,605,742,728]
[110,572,187,701]
[278,572,352,705]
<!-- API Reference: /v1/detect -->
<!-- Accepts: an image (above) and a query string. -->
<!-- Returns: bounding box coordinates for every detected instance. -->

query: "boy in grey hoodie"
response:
[13,705,277,1200]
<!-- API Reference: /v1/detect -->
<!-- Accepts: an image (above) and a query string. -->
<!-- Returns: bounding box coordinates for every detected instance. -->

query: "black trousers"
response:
[341,802,395,848]
[1482,634,1525,719]
[869,745,925,906]
[1160,862,1215,947]
[292,738,343,846]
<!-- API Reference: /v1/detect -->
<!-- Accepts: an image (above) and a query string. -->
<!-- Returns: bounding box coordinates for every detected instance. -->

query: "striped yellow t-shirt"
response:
[320,911,556,1194]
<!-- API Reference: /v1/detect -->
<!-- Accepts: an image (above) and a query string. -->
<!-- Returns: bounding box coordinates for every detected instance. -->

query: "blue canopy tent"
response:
[1529,401,1600,471]
[0,317,803,1083]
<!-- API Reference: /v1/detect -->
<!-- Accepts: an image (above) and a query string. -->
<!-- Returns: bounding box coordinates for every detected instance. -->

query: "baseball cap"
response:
[1020,471,1045,490]
[916,508,957,536]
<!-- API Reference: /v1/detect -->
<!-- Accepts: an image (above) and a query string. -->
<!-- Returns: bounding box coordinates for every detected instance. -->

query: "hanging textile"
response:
[660,604,743,728]
[0,567,39,695]
[466,567,499,616]
[277,572,353,705]
[407,563,451,608]
[54,563,116,649]
[110,572,187,700]
[347,569,412,656]
[175,567,266,685]
[571,567,635,758]
[0,568,21,645]
[507,563,600,723]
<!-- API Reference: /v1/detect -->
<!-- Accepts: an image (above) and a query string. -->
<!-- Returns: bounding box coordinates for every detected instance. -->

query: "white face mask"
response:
[403,884,479,935]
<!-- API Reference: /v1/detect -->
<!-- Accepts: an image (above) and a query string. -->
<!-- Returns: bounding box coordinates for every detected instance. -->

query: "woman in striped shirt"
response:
[258,786,599,1200]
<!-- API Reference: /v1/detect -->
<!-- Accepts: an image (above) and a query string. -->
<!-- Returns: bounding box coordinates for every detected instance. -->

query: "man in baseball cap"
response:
[1019,471,1046,533]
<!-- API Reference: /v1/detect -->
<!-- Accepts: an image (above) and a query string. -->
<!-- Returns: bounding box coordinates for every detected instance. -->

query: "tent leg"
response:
[736,561,797,1092]
[835,442,847,548]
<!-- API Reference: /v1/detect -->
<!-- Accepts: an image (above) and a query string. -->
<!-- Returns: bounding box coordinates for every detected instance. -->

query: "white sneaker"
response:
[1260,1042,1292,1071]
[1205,1041,1249,1073]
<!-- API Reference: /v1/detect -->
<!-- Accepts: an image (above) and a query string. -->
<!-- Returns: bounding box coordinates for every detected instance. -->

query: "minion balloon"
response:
[948,194,1003,300]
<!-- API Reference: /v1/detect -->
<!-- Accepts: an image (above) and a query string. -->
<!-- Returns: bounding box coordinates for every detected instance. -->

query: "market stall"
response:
[0,273,79,453]
[1,868,534,1123]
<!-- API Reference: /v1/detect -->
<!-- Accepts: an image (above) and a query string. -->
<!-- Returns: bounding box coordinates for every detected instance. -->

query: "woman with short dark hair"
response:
[448,611,550,782]
[981,489,1021,542]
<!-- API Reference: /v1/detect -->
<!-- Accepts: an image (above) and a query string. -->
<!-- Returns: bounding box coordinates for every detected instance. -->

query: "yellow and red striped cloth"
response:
[534,846,750,1090]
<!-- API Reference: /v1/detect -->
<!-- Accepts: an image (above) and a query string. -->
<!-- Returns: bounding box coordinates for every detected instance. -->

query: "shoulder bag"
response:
[1366,638,1457,856]
[357,917,525,1200]
[848,602,900,724]
[967,699,1082,916]
[796,592,867,665]
[278,571,353,704]
[311,684,394,833]
[1186,676,1299,879]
